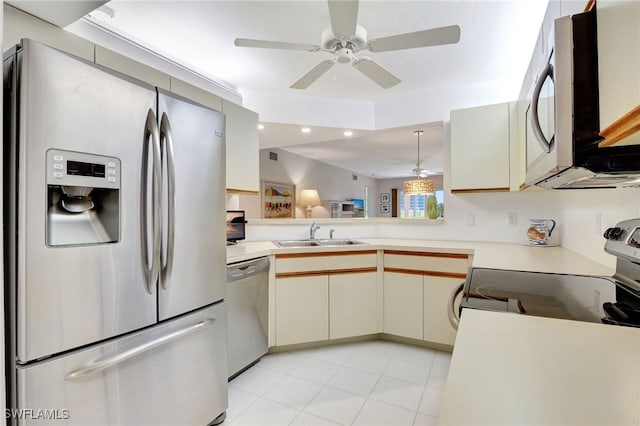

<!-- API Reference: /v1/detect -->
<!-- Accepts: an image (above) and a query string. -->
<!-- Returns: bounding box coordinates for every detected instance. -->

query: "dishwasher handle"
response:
[227,257,270,283]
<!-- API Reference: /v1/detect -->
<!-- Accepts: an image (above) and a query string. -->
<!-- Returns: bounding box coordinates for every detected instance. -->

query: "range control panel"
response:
[604,218,640,262]
[46,149,121,189]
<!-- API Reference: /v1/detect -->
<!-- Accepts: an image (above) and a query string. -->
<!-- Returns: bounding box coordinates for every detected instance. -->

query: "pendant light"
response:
[403,130,435,195]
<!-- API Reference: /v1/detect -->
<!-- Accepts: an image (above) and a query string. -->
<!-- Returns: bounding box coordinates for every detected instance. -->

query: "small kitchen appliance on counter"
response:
[449,218,640,329]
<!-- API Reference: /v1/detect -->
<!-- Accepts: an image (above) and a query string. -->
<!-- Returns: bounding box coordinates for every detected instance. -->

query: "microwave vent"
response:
[561,175,640,189]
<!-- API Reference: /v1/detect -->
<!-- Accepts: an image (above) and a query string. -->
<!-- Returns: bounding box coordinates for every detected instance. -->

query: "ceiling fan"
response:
[234,0,460,89]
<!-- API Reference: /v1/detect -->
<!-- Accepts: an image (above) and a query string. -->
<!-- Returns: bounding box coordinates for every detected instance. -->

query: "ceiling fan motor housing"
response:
[321,25,367,53]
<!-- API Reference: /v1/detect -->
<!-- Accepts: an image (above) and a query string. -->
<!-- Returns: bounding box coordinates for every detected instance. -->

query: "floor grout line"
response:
[230,340,451,426]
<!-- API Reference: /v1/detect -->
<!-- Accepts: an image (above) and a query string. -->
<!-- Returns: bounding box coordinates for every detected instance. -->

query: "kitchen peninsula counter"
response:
[439,309,640,425]
[227,238,614,276]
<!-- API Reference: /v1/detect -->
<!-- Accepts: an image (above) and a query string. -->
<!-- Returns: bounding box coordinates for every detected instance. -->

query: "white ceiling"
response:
[259,121,443,179]
[68,0,551,179]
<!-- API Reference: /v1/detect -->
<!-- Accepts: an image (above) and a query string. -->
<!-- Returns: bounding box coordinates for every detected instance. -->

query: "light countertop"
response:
[439,309,640,425]
[227,238,614,276]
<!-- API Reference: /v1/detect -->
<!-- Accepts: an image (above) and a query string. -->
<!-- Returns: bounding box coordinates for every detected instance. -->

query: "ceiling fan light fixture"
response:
[403,130,435,195]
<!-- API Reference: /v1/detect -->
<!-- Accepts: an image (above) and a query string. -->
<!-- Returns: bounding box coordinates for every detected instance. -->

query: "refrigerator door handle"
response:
[64,318,215,381]
[159,112,176,289]
[142,109,162,294]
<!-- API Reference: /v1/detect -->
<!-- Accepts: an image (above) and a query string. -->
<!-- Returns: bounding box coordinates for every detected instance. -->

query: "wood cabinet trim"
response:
[451,188,510,194]
[384,250,469,260]
[226,188,259,195]
[384,267,467,279]
[424,271,468,280]
[277,267,377,279]
[384,267,424,277]
[599,105,640,147]
[276,250,377,259]
[585,0,595,12]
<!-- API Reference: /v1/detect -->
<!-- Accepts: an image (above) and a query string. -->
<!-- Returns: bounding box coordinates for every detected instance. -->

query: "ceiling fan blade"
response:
[352,57,401,89]
[235,38,321,52]
[290,60,335,89]
[365,25,461,52]
[328,0,359,38]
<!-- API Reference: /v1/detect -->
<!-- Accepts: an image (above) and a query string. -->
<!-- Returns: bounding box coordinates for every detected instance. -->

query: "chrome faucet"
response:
[310,222,320,239]
[329,229,335,239]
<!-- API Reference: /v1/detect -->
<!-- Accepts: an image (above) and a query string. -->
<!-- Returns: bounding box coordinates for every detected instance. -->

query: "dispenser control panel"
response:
[46,149,120,189]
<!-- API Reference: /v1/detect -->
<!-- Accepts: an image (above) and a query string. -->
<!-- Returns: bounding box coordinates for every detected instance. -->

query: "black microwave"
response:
[226,210,245,243]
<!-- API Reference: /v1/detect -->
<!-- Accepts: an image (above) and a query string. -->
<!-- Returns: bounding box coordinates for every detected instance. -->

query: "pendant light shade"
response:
[403,130,435,195]
[403,178,435,195]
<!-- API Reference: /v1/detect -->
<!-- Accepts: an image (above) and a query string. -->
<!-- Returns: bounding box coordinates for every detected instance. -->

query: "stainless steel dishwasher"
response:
[226,256,270,379]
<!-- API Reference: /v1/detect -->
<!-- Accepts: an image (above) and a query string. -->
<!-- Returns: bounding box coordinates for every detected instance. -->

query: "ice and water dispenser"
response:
[46,149,121,246]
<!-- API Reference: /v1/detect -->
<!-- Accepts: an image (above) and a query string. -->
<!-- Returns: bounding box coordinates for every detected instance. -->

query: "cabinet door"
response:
[222,100,260,192]
[423,277,463,346]
[450,102,511,192]
[383,272,423,340]
[329,271,378,339]
[4,6,94,61]
[597,0,640,146]
[95,46,171,90]
[169,77,223,111]
[275,275,328,346]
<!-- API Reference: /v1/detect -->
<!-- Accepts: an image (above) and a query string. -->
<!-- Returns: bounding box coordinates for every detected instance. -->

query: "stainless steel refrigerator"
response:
[3,39,228,425]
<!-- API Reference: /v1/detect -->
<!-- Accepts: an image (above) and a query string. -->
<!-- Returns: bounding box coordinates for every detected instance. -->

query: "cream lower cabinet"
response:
[383,271,424,340]
[275,274,329,346]
[423,276,464,346]
[330,271,378,340]
[384,251,469,346]
[274,251,378,346]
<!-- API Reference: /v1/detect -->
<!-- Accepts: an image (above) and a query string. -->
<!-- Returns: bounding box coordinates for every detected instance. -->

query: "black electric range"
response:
[458,218,640,328]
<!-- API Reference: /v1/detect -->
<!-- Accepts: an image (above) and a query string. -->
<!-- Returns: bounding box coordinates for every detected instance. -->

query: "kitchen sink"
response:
[274,240,320,247]
[314,239,366,246]
[274,239,366,248]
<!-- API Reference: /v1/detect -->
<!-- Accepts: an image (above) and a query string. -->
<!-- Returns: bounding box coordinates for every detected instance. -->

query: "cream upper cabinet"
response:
[450,102,519,192]
[95,46,171,90]
[169,77,223,111]
[4,5,94,60]
[597,0,640,147]
[222,100,260,193]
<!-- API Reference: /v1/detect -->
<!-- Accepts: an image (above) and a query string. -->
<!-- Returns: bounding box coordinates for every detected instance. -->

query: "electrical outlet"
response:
[466,213,475,226]
[508,212,518,226]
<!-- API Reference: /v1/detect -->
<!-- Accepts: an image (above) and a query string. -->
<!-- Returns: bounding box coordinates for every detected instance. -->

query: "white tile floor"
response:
[226,340,452,426]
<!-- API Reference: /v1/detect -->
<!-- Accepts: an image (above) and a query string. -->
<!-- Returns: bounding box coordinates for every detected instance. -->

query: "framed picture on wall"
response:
[380,193,390,203]
[261,180,295,219]
[380,203,390,213]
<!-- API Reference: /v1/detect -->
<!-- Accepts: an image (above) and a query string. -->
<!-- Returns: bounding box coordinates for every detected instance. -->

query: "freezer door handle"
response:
[142,109,162,294]
[64,318,215,381]
[159,112,176,290]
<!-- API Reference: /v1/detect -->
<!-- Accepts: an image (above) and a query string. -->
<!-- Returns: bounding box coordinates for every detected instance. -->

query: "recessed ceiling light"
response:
[258,124,265,130]
[344,130,353,137]
[301,127,311,133]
